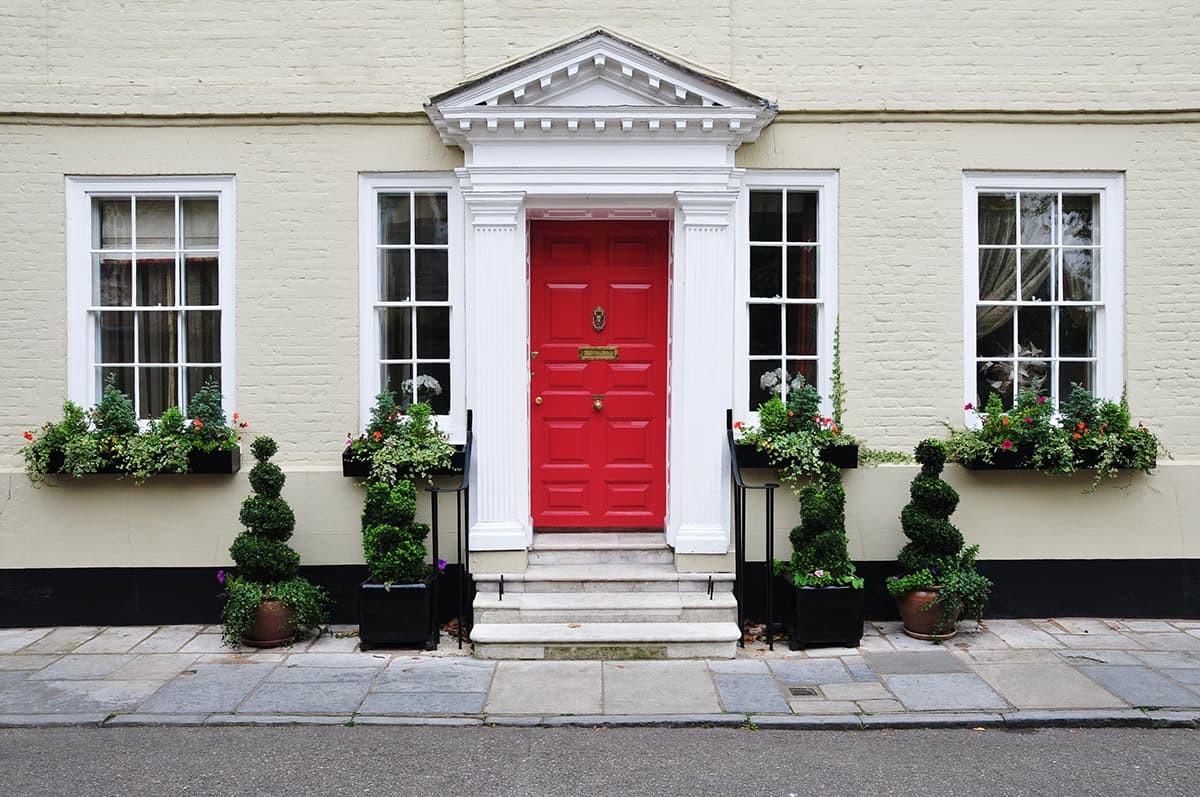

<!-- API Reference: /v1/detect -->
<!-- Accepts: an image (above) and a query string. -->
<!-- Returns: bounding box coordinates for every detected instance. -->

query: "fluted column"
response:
[463,191,530,551]
[669,191,738,554]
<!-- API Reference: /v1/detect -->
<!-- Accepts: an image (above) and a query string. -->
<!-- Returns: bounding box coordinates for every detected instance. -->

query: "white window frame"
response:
[734,171,839,425]
[358,174,465,440]
[962,172,1124,420]
[65,175,237,420]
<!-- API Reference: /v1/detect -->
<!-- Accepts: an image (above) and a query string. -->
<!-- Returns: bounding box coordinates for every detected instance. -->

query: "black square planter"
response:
[187,448,241,474]
[358,578,437,650]
[787,585,865,650]
[342,447,466,479]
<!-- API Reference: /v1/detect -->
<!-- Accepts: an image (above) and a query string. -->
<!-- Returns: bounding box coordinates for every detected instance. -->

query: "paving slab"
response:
[266,666,380,685]
[713,673,789,713]
[1051,619,1124,635]
[484,661,601,715]
[196,652,287,665]
[0,671,31,692]
[800,645,863,658]
[955,648,1061,665]
[1129,650,1200,669]
[946,628,1009,649]
[239,681,371,714]
[973,662,1125,709]
[1056,649,1142,666]
[982,621,1063,649]
[864,651,968,674]
[1129,633,1200,651]
[178,634,230,654]
[28,654,135,681]
[20,627,101,655]
[0,628,53,653]
[1118,621,1178,633]
[857,699,904,713]
[785,699,857,715]
[1078,665,1200,708]
[0,679,163,713]
[108,653,201,681]
[855,635,896,652]
[373,657,495,693]
[358,691,487,715]
[767,658,853,685]
[303,633,364,653]
[73,626,156,654]
[137,662,276,713]
[602,661,720,714]
[818,681,893,701]
[283,652,391,669]
[0,655,59,671]
[706,659,769,674]
[129,626,205,654]
[1162,668,1200,685]
[882,673,1009,711]
[1058,634,1144,650]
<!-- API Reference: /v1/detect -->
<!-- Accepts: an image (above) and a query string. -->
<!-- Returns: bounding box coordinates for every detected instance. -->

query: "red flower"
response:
[1077,422,1086,430]
[1037,396,1047,404]
[232,413,239,420]
[964,403,974,411]
[22,431,33,441]
[372,430,383,441]
[1072,432,1082,440]
[733,421,745,430]
[1001,417,1011,426]
[1001,440,1014,450]
[788,411,794,417]
[1024,417,1033,424]
[193,419,204,428]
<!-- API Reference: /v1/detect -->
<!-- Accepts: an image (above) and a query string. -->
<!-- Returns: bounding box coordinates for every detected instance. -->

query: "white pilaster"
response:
[669,192,738,554]
[464,191,531,551]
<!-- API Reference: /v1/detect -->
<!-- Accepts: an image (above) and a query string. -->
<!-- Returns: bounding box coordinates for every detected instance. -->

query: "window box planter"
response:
[956,447,1034,471]
[733,442,858,470]
[786,584,865,650]
[342,447,466,479]
[45,448,241,476]
[358,577,437,651]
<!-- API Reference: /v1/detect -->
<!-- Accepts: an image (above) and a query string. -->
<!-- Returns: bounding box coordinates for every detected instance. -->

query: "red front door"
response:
[530,220,668,529]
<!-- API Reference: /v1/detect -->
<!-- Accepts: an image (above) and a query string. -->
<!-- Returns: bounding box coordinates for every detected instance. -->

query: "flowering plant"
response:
[20,375,245,484]
[346,382,457,482]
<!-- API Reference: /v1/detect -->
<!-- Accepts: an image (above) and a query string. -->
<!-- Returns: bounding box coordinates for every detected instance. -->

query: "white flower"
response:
[401,375,442,397]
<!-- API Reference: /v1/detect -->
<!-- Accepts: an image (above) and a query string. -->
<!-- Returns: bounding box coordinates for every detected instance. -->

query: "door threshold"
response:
[534,527,666,534]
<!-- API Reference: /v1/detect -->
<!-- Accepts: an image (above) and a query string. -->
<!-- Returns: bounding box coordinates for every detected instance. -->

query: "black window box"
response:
[342,447,466,479]
[46,448,240,476]
[358,578,437,651]
[734,442,858,470]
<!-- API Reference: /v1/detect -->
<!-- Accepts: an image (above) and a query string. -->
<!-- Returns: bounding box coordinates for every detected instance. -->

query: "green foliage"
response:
[223,436,327,648]
[367,402,456,484]
[93,375,139,437]
[184,377,239,453]
[780,466,862,590]
[362,481,418,528]
[115,422,189,483]
[892,439,990,635]
[219,574,329,648]
[755,396,790,437]
[784,382,823,434]
[360,480,430,585]
[830,318,846,427]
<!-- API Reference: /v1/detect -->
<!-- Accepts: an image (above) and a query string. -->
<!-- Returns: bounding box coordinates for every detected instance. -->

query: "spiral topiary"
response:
[785,464,859,588]
[361,480,431,585]
[896,440,964,574]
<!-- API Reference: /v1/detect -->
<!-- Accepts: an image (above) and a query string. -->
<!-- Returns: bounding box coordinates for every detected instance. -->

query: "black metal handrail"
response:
[726,409,779,650]
[426,409,473,649]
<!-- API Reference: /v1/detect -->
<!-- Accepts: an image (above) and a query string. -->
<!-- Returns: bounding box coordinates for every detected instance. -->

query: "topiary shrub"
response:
[361,480,431,585]
[221,436,328,647]
[781,464,861,589]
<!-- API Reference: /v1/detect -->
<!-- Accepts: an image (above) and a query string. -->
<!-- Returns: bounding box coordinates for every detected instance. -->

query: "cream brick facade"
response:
[0,4,1197,581]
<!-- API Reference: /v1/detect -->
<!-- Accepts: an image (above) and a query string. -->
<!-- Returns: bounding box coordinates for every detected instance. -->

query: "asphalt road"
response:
[1,726,1194,796]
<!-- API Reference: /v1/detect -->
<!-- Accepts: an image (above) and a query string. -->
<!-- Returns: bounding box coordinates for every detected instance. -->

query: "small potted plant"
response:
[734,374,859,479]
[220,436,328,647]
[1059,385,1161,491]
[343,377,457,478]
[887,439,991,641]
[775,463,865,649]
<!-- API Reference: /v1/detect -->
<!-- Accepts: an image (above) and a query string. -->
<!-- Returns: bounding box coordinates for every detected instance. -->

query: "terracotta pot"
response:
[895,587,960,641]
[241,599,295,648]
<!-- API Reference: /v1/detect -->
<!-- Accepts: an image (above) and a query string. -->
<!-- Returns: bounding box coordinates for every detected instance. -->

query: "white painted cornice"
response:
[426,30,777,149]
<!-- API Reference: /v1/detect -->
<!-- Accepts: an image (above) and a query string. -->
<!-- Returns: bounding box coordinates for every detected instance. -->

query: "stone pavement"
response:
[1,618,1199,730]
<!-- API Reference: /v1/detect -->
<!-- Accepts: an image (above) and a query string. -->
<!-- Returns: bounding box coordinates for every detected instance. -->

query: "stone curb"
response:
[0,714,108,728]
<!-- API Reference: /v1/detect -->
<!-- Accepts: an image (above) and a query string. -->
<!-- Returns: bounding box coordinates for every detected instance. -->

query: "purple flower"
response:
[216,569,225,584]
[930,568,937,575]
[964,402,974,411]
[437,559,447,571]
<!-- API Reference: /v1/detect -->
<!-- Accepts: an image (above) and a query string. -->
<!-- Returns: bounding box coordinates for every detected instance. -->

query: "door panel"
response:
[530,220,668,528]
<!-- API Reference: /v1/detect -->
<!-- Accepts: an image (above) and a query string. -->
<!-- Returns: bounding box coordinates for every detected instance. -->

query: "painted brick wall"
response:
[2,1,1196,114]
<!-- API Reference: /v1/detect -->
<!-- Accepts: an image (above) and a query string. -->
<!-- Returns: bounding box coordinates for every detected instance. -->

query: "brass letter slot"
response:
[578,346,619,361]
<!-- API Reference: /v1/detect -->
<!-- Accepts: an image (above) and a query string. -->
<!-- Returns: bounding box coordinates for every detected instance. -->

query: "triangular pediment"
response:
[426,30,776,146]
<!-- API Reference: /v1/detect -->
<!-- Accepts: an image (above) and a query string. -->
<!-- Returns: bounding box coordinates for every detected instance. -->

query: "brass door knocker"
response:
[592,305,606,333]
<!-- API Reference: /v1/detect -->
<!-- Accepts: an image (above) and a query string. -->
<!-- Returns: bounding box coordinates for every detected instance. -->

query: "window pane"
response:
[139,367,177,418]
[786,360,817,396]
[97,367,134,404]
[1060,307,1095,357]
[416,308,450,358]
[417,362,451,415]
[136,256,176,306]
[786,191,818,243]
[977,361,1014,410]
[1062,194,1097,245]
[415,249,448,301]
[185,310,221,363]
[748,359,780,411]
[1017,305,1051,358]
[414,193,448,245]
[1016,360,1050,395]
[1059,361,1094,398]
[96,312,133,363]
[786,246,817,299]
[98,199,132,248]
[379,194,410,245]
[95,255,132,306]
[978,193,1015,245]
[380,250,411,302]
[1062,249,1098,301]
[748,305,781,355]
[138,311,178,363]
[182,198,218,249]
[135,199,176,249]
[976,306,1013,357]
[380,307,413,360]
[184,256,219,305]
[978,249,1016,300]
[1020,193,1056,245]
[749,191,782,241]
[749,246,782,298]
[1020,249,1052,302]
[785,304,818,356]
[383,363,413,397]
[186,367,221,404]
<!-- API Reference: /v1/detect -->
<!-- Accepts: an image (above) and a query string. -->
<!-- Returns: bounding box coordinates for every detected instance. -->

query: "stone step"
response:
[474,591,738,624]
[474,565,734,594]
[529,532,673,565]
[470,621,741,660]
